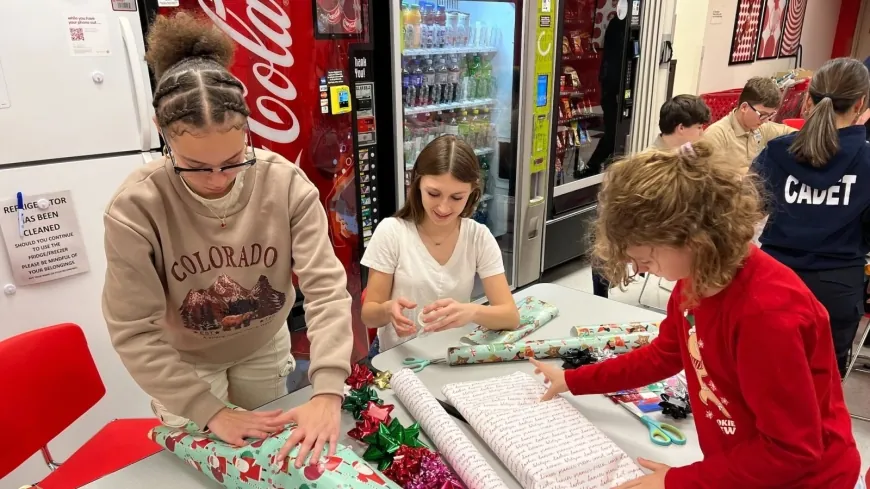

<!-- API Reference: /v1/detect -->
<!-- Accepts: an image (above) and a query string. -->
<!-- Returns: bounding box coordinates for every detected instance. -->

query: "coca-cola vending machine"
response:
[140,0,396,376]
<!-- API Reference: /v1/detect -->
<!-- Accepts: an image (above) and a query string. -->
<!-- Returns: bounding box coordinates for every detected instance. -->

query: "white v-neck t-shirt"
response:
[361,217,505,352]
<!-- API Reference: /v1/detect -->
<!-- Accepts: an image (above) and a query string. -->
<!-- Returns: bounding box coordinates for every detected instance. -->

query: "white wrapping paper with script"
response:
[442,372,643,489]
[391,369,510,489]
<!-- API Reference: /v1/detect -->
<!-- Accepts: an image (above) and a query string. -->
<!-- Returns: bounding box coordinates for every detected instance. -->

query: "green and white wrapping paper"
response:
[147,408,400,489]
[570,322,660,354]
[447,338,585,366]
[460,296,559,345]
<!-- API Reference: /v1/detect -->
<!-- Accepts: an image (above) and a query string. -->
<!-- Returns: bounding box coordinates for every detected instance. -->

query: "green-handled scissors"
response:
[403,357,446,372]
[618,401,687,447]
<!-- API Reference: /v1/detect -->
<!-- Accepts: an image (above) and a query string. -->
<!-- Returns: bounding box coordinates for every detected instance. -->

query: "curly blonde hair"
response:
[593,141,764,307]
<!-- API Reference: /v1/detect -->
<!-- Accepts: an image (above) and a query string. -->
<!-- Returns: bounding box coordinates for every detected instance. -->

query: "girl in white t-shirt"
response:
[361,136,520,352]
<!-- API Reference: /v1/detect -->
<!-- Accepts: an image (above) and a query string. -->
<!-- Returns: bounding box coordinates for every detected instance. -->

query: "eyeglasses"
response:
[162,125,258,175]
[747,104,776,122]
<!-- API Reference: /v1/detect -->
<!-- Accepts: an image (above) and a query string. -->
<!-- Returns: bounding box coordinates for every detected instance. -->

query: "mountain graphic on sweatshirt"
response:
[179,274,286,333]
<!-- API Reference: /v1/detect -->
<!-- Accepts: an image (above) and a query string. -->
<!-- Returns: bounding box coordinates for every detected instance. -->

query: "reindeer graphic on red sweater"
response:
[687,321,731,419]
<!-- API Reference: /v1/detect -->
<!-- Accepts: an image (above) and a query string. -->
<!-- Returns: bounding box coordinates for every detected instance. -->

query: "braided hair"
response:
[145,12,250,134]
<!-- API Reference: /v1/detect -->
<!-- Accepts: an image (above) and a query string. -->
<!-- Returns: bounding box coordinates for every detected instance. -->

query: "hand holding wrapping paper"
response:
[148,409,400,489]
[460,297,559,345]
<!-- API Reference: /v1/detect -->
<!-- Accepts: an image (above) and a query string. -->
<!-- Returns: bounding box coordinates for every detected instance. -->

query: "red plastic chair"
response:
[783,118,806,130]
[0,324,161,488]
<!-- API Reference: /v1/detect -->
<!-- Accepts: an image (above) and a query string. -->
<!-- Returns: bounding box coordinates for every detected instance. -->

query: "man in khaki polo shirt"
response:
[649,94,712,150]
[703,77,796,170]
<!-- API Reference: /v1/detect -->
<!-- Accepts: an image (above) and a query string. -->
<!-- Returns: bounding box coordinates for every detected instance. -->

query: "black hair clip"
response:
[659,392,692,420]
[560,347,598,370]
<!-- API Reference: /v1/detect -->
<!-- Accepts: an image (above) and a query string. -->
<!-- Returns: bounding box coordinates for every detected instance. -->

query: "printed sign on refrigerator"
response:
[0,191,91,285]
[65,14,111,56]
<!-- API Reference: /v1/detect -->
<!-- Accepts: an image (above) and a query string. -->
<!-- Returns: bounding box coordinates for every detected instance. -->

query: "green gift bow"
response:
[362,418,427,471]
[342,386,383,420]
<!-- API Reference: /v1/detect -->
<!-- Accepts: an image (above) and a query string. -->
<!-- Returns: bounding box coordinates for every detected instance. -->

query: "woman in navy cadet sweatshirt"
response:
[754,57,870,377]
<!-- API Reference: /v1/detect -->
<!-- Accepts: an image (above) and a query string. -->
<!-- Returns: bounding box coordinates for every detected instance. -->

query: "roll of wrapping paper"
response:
[391,369,509,489]
[460,296,559,345]
[448,338,587,366]
[570,322,660,354]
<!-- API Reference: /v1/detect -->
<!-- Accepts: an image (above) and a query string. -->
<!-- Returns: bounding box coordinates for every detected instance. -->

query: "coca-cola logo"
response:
[198,0,301,160]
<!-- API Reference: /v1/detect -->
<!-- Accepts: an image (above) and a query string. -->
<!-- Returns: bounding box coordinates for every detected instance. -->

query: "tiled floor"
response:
[541,258,870,475]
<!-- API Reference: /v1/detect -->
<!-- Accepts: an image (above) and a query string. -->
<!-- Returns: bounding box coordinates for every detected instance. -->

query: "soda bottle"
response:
[468,53,482,99]
[482,108,495,148]
[482,55,495,99]
[445,10,458,47]
[411,57,424,107]
[479,152,490,183]
[434,56,449,104]
[401,58,411,107]
[446,55,460,103]
[421,2,435,50]
[435,6,447,48]
[421,57,435,106]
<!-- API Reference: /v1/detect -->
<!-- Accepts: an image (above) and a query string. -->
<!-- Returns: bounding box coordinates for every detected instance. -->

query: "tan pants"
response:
[152,326,295,428]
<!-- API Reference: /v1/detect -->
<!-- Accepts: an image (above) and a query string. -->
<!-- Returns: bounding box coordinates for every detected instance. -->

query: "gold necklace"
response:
[418,223,458,246]
[202,201,231,229]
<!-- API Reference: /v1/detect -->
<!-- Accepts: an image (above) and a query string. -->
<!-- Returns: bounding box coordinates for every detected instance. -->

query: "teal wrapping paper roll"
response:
[448,338,584,365]
[460,296,559,345]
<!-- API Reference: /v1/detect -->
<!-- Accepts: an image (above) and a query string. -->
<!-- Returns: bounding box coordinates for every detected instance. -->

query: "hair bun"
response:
[145,12,235,79]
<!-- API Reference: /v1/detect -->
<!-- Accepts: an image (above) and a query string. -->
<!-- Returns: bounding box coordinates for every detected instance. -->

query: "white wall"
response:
[672,0,711,95]
[698,0,841,94]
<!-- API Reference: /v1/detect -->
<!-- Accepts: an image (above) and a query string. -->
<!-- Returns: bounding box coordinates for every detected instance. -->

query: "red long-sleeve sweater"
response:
[566,247,859,488]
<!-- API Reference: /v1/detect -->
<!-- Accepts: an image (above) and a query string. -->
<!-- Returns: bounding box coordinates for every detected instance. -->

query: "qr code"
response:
[69,28,84,42]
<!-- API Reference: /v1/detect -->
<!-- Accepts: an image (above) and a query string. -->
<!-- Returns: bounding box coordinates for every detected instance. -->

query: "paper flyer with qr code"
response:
[65,14,110,57]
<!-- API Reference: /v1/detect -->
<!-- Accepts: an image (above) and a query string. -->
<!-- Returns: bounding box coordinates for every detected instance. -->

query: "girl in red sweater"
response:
[531,141,861,489]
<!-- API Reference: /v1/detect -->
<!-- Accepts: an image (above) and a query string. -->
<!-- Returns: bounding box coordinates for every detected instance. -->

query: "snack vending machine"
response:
[143,0,395,368]
[542,0,641,270]
[379,0,526,293]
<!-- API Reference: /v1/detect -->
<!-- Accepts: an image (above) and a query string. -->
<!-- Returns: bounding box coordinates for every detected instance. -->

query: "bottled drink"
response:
[421,2,435,50]
[469,109,481,149]
[403,118,413,168]
[467,53,482,99]
[445,111,459,135]
[481,108,495,148]
[445,11,458,47]
[401,58,411,107]
[479,152,490,183]
[411,57,424,107]
[407,4,422,49]
[434,6,447,48]
[400,2,408,50]
[457,110,470,144]
[457,12,470,47]
[421,57,435,106]
[446,55,460,103]
[434,56,449,104]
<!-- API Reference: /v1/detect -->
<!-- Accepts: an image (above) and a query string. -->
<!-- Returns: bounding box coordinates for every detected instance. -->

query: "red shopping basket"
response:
[700,88,743,127]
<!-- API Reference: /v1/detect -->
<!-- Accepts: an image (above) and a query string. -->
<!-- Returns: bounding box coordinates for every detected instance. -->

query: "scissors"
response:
[403,357,446,372]
[618,401,686,447]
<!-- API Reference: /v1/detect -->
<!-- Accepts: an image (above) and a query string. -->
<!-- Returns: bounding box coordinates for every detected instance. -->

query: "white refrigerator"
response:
[0,1,159,486]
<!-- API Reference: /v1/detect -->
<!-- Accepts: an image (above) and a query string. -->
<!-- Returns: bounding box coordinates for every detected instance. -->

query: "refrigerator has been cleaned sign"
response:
[66,14,111,56]
[0,191,90,285]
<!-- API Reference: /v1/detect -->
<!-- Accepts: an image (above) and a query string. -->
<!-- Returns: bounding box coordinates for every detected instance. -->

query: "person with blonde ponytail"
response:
[528,141,860,489]
[754,57,870,377]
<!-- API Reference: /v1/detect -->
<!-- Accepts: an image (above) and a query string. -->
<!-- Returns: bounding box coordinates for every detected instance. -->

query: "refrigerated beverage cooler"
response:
[379,0,525,294]
[542,0,641,270]
[141,0,393,372]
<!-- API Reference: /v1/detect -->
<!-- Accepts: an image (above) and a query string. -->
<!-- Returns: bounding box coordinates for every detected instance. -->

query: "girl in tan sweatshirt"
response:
[102,13,351,468]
